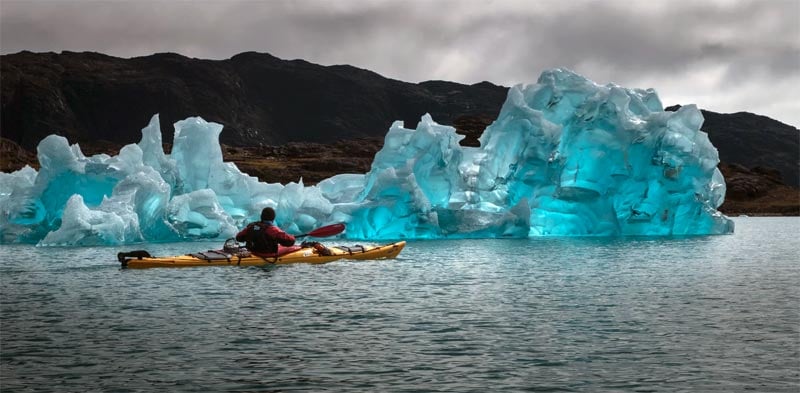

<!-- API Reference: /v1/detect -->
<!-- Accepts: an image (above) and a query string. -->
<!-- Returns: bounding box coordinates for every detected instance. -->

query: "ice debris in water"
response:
[0,68,733,245]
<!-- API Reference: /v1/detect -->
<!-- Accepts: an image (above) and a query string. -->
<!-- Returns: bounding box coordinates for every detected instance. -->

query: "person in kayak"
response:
[236,207,295,254]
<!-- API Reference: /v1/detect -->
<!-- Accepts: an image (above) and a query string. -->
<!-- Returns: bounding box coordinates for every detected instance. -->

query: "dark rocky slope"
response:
[1,51,507,149]
[1,51,798,214]
[666,105,799,186]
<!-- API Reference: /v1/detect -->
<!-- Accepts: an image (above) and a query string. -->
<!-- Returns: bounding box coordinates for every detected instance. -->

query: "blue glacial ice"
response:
[0,69,734,245]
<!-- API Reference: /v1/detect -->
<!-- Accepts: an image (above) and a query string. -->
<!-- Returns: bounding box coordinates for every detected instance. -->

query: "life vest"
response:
[244,222,279,253]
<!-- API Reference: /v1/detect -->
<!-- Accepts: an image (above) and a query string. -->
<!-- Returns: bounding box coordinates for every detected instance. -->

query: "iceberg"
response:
[0,69,733,245]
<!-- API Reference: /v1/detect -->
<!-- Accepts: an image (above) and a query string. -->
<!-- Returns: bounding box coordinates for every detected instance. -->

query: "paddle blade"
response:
[304,223,346,238]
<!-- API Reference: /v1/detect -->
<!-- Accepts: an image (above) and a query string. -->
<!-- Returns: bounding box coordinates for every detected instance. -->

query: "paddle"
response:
[296,223,346,238]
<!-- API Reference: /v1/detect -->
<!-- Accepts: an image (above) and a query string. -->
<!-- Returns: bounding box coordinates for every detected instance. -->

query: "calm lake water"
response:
[1,217,798,392]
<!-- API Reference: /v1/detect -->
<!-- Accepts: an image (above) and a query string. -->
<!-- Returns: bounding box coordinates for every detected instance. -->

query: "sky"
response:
[1,0,798,127]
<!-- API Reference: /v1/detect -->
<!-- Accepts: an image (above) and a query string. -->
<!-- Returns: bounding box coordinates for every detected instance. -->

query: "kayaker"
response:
[236,207,295,254]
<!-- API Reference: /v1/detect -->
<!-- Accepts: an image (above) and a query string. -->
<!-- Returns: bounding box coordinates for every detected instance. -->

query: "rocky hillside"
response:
[1,51,507,150]
[666,105,799,186]
[1,51,798,214]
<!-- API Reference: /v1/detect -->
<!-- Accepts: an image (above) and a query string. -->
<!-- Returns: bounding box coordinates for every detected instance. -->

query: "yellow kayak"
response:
[118,241,405,269]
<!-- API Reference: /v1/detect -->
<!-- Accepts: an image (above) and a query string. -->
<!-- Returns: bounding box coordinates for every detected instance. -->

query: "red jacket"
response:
[235,221,295,253]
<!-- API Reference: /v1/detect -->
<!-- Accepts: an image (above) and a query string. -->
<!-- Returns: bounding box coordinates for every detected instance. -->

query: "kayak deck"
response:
[119,241,405,269]
[331,242,405,260]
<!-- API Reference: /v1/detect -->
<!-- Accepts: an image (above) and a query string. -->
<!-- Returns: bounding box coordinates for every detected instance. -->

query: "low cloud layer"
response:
[2,0,798,126]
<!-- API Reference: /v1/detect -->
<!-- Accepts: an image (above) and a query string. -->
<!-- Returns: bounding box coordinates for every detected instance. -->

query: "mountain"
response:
[1,51,798,190]
[665,105,799,186]
[0,51,507,150]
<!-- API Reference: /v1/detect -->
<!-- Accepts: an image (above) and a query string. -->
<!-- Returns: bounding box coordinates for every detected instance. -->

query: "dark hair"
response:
[261,207,276,221]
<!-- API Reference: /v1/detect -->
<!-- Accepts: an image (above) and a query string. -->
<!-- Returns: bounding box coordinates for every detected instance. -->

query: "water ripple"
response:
[1,217,799,392]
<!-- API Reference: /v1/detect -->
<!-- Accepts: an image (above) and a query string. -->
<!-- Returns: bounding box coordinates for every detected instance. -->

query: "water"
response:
[1,217,798,392]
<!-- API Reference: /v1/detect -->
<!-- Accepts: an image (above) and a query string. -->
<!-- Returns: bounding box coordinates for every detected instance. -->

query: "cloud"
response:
[1,0,798,126]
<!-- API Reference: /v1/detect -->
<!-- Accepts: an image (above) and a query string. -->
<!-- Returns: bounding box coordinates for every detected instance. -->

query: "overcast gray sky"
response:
[1,0,798,127]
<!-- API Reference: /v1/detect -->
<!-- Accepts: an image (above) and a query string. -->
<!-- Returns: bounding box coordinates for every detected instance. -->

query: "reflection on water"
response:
[1,217,798,392]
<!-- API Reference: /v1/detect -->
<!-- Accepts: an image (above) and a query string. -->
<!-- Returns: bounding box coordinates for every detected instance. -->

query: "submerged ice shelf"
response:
[0,69,733,245]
